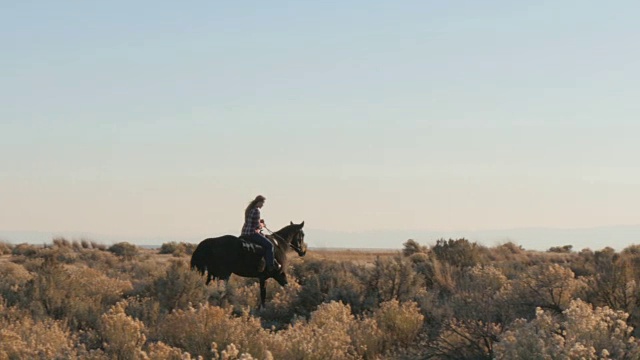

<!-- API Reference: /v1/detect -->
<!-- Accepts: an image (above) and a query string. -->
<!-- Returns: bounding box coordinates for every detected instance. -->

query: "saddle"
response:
[238,236,264,254]
[238,236,267,272]
[237,235,280,273]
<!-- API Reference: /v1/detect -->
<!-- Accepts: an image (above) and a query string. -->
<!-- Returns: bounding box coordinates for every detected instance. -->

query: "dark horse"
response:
[190,221,307,307]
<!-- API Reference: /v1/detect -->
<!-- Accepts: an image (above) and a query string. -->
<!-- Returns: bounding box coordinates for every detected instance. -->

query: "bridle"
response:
[264,225,304,253]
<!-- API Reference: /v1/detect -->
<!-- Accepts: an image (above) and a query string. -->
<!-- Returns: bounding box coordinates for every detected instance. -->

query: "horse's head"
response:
[289,221,307,257]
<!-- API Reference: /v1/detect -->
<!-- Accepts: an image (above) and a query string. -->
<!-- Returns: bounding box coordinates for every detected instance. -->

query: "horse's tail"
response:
[190,242,208,275]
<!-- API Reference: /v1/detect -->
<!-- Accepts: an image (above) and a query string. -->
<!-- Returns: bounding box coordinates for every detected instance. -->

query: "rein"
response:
[263,226,303,253]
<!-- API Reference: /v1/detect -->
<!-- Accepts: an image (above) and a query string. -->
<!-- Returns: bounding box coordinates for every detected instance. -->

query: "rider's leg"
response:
[249,233,278,271]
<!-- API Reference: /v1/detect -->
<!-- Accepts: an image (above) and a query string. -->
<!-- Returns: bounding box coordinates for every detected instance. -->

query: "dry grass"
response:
[306,248,400,265]
[1,238,639,359]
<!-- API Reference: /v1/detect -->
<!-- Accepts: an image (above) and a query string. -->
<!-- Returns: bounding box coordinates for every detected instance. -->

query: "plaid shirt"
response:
[241,208,261,236]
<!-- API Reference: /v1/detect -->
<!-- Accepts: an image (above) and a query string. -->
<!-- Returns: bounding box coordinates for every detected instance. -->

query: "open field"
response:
[1,238,640,359]
[305,247,400,264]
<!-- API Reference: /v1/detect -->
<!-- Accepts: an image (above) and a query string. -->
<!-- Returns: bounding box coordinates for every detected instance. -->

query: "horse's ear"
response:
[300,221,304,228]
[290,221,294,225]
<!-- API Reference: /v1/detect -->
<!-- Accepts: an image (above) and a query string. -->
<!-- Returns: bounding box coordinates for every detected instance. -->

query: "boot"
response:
[266,260,281,273]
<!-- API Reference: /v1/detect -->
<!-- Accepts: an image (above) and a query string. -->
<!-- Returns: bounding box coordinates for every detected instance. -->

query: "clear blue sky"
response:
[2,1,639,246]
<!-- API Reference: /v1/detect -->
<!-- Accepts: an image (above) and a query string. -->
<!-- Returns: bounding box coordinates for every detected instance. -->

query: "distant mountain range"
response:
[2,225,640,252]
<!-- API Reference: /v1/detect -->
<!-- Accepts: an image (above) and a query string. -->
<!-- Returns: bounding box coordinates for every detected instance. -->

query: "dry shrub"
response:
[370,256,425,303]
[432,238,484,268]
[78,249,119,272]
[0,262,33,306]
[349,316,384,359]
[325,267,370,313]
[232,282,261,309]
[157,304,268,358]
[266,301,358,360]
[25,259,133,330]
[36,246,80,264]
[108,242,139,260]
[504,263,586,318]
[210,343,268,360]
[0,304,77,359]
[11,243,38,257]
[450,265,509,322]
[0,240,12,254]
[151,259,208,313]
[123,296,162,335]
[159,241,196,257]
[52,237,72,248]
[293,260,350,313]
[100,301,147,360]
[259,275,302,323]
[495,299,640,359]
[144,341,183,360]
[428,319,501,359]
[414,255,459,294]
[266,301,389,359]
[203,277,266,311]
[374,299,424,350]
[403,239,428,257]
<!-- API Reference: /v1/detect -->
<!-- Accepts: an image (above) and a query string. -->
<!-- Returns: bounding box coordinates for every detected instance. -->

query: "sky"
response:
[2,1,640,249]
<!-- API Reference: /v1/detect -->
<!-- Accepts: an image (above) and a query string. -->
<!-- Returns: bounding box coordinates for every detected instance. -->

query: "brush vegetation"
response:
[0,237,639,359]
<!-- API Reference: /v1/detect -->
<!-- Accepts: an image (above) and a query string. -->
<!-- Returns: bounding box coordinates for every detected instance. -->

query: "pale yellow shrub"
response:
[260,279,302,321]
[210,343,270,360]
[450,265,510,323]
[0,262,33,306]
[123,296,162,335]
[495,299,640,359]
[374,299,424,349]
[143,341,183,360]
[265,301,386,360]
[349,316,383,359]
[26,262,134,330]
[0,240,12,254]
[152,259,208,312]
[0,306,77,359]
[100,301,147,360]
[157,304,268,358]
[232,282,261,309]
[504,263,586,317]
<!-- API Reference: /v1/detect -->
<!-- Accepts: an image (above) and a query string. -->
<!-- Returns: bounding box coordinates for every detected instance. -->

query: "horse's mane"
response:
[269,223,302,251]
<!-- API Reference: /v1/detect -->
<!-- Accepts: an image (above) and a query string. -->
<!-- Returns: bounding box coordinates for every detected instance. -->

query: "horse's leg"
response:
[259,277,267,308]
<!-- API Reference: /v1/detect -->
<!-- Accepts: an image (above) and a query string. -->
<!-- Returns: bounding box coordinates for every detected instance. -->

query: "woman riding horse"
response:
[191,220,307,307]
[241,195,279,273]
